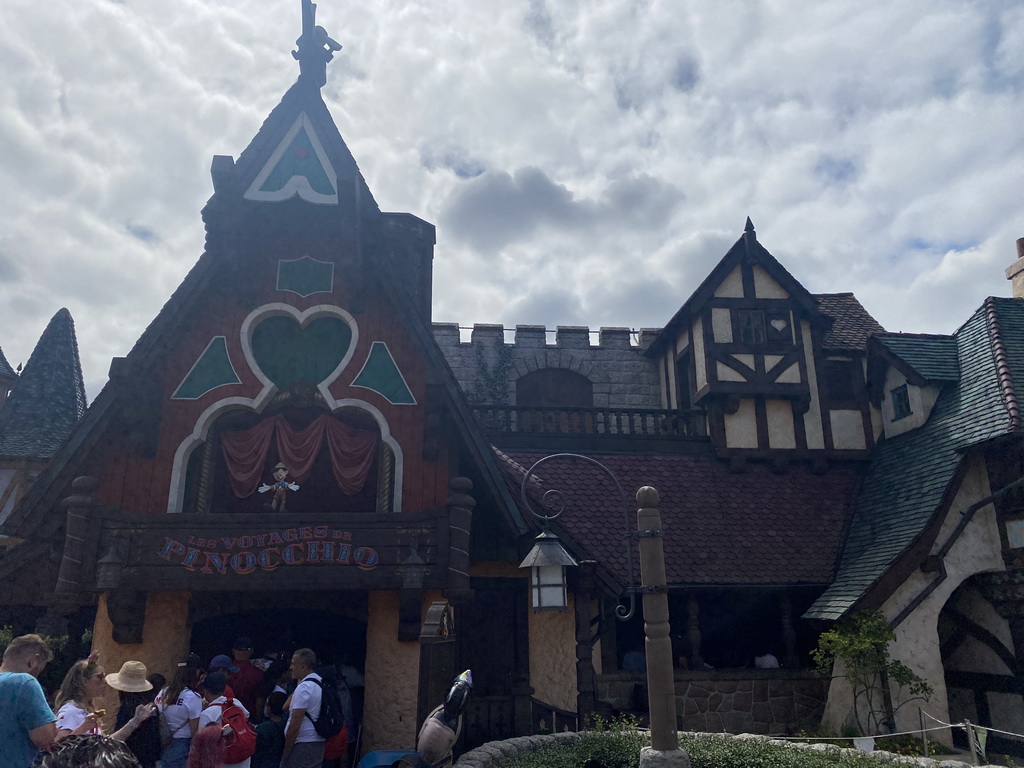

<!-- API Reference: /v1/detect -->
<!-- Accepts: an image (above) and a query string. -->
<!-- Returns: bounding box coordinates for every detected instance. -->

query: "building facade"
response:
[1,4,1023,758]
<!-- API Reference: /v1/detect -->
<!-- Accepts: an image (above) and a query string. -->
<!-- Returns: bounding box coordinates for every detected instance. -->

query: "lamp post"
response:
[519,454,690,768]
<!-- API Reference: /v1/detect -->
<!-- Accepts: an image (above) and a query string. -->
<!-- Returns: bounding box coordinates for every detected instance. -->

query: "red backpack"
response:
[220,698,257,764]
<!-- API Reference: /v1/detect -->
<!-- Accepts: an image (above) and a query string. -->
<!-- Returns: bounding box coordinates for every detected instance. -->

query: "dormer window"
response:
[891,384,912,420]
[734,309,793,346]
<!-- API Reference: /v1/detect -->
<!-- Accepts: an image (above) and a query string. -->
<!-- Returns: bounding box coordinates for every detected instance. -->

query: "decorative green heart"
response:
[250,315,352,387]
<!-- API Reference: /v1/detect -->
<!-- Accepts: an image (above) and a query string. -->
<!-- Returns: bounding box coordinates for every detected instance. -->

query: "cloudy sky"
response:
[2,0,1023,399]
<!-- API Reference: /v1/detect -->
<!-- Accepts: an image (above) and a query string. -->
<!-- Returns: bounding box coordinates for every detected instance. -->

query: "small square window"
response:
[891,384,912,421]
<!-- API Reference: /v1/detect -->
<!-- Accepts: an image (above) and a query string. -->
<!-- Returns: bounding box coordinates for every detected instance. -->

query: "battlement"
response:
[432,323,664,410]
[431,323,663,351]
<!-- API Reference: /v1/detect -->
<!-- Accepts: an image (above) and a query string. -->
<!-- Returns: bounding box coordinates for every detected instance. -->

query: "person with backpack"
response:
[196,672,257,768]
[281,649,331,768]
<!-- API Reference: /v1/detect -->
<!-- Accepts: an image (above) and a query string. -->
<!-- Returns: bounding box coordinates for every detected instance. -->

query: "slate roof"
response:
[0,348,17,381]
[815,293,886,351]
[876,334,960,381]
[502,451,862,587]
[0,309,87,460]
[806,298,1020,621]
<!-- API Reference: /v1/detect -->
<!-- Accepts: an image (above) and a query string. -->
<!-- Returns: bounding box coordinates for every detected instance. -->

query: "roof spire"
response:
[292,0,342,89]
[744,216,755,234]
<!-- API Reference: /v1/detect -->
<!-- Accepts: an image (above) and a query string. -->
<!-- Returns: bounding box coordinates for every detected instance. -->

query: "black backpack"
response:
[303,678,344,738]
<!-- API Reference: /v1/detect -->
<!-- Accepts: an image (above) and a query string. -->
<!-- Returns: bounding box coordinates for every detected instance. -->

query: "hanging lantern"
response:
[518,530,578,611]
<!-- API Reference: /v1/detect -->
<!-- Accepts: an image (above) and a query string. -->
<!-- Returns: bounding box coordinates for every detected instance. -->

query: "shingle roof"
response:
[815,293,886,351]
[806,300,1015,621]
[0,348,16,381]
[0,309,87,459]
[502,451,862,587]
[876,334,960,381]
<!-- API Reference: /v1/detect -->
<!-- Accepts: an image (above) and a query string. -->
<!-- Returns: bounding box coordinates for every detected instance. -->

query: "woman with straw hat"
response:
[107,660,163,768]
[54,655,155,743]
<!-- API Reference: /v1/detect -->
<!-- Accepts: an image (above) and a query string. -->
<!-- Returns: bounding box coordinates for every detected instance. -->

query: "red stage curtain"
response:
[325,417,380,495]
[220,416,278,498]
[221,414,380,499]
[275,415,327,484]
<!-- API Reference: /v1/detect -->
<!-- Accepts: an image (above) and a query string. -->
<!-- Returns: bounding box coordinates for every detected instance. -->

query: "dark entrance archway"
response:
[189,590,368,668]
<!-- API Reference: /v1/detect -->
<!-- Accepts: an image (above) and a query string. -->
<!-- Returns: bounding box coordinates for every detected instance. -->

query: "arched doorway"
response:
[189,590,368,669]
[939,575,1024,756]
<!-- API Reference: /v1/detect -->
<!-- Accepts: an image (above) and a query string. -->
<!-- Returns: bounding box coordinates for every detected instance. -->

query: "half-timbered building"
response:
[1,2,1024,757]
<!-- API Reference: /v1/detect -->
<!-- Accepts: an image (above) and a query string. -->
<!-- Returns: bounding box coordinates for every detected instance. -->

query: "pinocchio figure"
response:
[258,462,300,511]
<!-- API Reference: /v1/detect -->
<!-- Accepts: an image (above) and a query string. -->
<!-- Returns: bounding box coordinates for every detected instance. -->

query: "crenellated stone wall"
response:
[432,324,663,409]
[597,670,828,735]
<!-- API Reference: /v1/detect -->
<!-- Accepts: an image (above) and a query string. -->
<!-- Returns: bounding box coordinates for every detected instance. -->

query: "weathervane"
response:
[292,0,342,88]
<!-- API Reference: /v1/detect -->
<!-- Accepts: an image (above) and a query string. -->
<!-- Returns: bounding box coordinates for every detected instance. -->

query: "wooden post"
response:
[636,487,690,768]
[965,721,979,766]
[919,708,929,758]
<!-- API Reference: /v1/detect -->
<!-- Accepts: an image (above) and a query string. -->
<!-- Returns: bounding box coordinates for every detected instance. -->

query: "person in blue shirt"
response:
[0,633,57,768]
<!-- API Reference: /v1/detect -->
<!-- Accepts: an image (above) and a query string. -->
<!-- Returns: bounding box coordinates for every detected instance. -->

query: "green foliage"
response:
[811,609,932,735]
[496,724,914,768]
[498,715,648,768]
[0,625,77,700]
[467,336,515,407]
[794,727,951,757]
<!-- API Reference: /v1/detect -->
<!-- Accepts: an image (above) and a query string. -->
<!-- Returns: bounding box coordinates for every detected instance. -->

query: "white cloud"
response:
[0,0,1022,400]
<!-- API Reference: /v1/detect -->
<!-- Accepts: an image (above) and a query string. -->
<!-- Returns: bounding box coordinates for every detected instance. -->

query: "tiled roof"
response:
[806,301,1014,621]
[876,334,960,381]
[815,293,886,351]
[0,348,16,381]
[0,309,87,459]
[502,451,862,586]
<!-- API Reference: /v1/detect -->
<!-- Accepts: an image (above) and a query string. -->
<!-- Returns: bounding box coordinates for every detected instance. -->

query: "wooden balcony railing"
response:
[470,405,707,439]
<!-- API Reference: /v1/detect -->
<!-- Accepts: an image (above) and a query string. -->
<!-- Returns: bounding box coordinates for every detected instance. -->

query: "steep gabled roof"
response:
[647,221,819,356]
[0,309,86,460]
[500,450,861,588]
[806,298,1021,621]
[0,347,17,381]
[875,334,960,382]
[815,293,886,352]
[1,74,525,541]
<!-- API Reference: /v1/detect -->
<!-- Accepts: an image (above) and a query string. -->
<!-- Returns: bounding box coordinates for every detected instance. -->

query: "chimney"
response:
[1006,237,1024,299]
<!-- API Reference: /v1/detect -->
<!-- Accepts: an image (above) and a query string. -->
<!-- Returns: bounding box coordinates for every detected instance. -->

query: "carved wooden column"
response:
[636,487,687,766]
[56,476,100,596]
[780,593,799,668]
[444,477,475,604]
[687,594,704,670]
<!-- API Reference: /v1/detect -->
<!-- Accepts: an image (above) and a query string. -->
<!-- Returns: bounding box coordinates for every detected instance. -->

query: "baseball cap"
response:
[209,654,240,673]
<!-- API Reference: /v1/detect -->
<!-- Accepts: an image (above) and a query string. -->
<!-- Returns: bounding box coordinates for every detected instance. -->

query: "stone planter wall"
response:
[453,730,1001,768]
[596,670,828,735]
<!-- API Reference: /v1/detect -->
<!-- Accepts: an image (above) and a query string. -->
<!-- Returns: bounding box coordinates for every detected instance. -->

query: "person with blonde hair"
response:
[0,633,57,768]
[55,656,154,743]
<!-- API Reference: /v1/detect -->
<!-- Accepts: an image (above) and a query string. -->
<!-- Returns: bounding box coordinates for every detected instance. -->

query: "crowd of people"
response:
[0,633,365,768]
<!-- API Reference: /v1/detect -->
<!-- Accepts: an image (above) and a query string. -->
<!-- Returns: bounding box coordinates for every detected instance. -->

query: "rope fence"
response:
[766,708,1024,765]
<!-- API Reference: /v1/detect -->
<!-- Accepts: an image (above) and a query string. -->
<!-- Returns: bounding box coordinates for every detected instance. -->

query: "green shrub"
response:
[495,725,930,768]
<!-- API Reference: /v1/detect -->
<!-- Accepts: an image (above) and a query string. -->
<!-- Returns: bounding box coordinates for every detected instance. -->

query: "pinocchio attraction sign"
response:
[90,509,447,592]
[157,524,380,575]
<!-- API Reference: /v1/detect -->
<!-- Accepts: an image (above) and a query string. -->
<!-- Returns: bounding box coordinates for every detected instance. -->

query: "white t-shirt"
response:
[156,687,203,739]
[56,701,100,735]
[287,673,324,743]
[199,696,251,768]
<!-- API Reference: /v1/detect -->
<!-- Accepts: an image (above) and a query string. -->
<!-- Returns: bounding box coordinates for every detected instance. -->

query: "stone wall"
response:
[597,670,828,735]
[432,324,663,409]
[453,730,1001,768]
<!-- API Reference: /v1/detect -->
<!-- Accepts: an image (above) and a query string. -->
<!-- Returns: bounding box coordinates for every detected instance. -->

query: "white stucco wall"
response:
[766,400,796,449]
[881,367,943,438]
[800,320,825,450]
[724,398,758,448]
[711,308,733,343]
[714,267,744,298]
[752,265,788,299]
[821,454,1004,743]
[830,410,866,450]
[693,317,707,391]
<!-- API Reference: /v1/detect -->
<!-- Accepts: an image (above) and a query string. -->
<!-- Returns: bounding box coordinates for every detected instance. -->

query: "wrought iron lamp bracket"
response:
[520,452,638,622]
